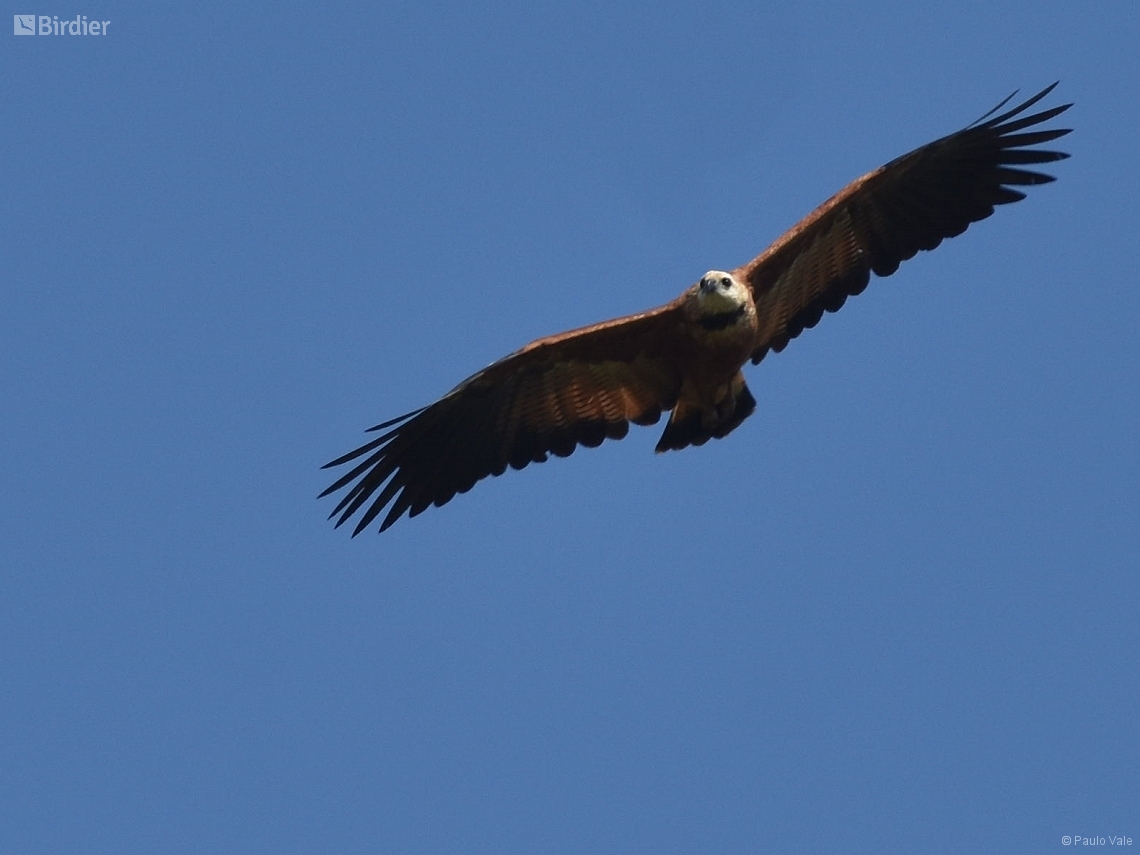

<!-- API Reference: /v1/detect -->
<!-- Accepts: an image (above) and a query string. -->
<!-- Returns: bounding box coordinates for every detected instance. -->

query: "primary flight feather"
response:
[322,84,1071,535]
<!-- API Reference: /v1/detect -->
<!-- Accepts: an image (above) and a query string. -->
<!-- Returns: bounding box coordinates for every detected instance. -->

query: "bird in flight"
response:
[322,84,1071,535]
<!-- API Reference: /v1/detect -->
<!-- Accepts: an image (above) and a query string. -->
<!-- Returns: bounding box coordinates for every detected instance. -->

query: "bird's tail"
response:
[655,374,756,453]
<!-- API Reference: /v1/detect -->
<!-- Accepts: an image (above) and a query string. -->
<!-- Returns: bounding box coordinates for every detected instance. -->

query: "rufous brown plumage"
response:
[322,84,1071,534]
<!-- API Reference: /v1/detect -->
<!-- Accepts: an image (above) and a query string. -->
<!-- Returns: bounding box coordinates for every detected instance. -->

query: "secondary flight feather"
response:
[322,84,1071,535]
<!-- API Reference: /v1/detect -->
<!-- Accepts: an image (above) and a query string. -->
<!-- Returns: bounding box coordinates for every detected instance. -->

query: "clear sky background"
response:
[3,3,1138,853]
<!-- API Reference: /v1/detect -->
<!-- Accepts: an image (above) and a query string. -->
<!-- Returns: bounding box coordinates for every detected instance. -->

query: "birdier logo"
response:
[13,14,111,35]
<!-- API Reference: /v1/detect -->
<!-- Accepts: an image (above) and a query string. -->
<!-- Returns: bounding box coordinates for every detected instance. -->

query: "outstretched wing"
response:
[736,83,1072,363]
[321,306,685,534]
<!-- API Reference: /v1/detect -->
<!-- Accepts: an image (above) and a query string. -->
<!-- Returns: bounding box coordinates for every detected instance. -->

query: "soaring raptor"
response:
[322,84,1071,534]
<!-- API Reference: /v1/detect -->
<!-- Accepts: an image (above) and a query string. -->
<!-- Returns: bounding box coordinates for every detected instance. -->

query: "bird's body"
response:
[322,85,1072,534]
[655,272,761,452]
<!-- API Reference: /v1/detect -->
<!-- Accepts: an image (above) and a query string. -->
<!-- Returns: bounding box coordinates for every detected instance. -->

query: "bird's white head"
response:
[695,270,751,316]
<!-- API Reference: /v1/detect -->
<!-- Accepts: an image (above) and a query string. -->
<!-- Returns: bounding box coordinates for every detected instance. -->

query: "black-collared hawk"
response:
[322,84,1071,535]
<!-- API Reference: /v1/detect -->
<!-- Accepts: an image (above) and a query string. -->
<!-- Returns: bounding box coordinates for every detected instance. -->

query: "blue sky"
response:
[3,2,1138,852]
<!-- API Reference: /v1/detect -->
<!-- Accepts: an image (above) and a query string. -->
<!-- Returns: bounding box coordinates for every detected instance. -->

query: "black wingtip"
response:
[968,81,1067,130]
[366,408,423,433]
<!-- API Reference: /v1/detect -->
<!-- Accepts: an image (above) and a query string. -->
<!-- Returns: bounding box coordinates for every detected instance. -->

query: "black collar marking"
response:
[696,305,746,330]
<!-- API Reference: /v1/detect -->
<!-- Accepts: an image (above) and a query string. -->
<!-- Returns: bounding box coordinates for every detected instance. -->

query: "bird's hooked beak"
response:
[699,271,735,295]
